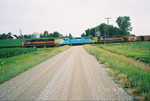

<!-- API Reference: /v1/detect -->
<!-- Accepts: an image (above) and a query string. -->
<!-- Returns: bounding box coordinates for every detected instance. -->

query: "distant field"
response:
[94,41,150,63]
[0,37,62,48]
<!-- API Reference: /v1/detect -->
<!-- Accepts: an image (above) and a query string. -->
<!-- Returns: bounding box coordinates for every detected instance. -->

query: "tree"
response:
[81,33,86,37]
[90,28,96,37]
[44,31,49,37]
[88,35,94,40]
[24,34,31,38]
[0,33,7,39]
[108,25,120,37]
[60,34,63,38]
[53,31,60,37]
[116,16,132,36]
[40,33,43,38]
[49,33,53,37]
[85,29,90,36]
[97,23,108,38]
[14,35,19,39]
[69,33,73,38]
[85,28,95,37]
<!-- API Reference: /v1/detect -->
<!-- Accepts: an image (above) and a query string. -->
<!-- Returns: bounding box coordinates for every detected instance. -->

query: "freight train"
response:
[22,37,91,47]
[22,35,150,47]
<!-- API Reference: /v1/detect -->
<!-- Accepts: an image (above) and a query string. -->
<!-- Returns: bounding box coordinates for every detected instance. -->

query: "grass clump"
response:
[84,44,150,100]
[0,45,70,84]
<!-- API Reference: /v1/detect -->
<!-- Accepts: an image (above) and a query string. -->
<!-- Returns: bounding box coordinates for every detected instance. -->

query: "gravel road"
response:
[0,46,132,100]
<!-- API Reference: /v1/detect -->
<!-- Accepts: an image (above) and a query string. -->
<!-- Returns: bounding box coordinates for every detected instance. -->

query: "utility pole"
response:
[104,27,106,43]
[104,27,106,38]
[105,17,111,38]
[20,30,23,47]
[20,30,22,38]
[95,28,96,38]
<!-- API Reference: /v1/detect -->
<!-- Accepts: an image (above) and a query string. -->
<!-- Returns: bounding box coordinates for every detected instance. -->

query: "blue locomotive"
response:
[61,37,91,45]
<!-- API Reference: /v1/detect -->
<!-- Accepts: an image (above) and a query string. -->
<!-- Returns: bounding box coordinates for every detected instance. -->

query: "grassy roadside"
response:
[84,44,150,100]
[0,45,70,84]
[94,42,150,63]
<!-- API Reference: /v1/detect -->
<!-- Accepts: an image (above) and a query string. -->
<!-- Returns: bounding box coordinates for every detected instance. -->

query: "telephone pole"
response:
[20,30,22,37]
[20,30,23,47]
[105,17,111,38]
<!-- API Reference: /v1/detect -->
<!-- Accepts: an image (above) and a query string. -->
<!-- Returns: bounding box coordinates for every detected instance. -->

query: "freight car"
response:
[140,35,150,41]
[22,38,56,47]
[96,36,122,43]
[96,35,150,44]
[61,37,91,45]
[123,35,150,42]
[123,36,136,42]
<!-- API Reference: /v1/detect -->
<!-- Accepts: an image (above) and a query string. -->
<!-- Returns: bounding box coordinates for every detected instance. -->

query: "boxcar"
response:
[140,35,150,41]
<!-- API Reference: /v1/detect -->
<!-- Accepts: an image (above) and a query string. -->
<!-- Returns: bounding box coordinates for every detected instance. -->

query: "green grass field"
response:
[0,48,37,58]
[0,45,70,84]
[0,39,25,47]
[0,37,62,48]
[94,41,150,63]
[84,44,150,100]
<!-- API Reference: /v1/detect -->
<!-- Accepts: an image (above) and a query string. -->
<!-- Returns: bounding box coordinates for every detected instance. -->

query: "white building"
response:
[31,32,40,38]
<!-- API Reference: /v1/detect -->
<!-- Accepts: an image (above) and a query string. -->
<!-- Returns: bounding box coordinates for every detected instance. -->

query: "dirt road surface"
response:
[0,46,132,100]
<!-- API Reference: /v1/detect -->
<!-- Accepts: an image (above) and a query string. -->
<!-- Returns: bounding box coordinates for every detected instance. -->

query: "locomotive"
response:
[22,38,56,47]
[96,36,122,43]
[61,37,91,45]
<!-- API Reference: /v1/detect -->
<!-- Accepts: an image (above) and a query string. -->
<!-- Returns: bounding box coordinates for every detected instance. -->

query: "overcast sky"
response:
[0,0,150,37]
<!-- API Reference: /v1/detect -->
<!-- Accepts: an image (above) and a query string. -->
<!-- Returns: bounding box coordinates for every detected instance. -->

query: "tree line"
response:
[0,31,73,39]
[0,32,26,39]
[81,16,133,38]
[40,31,73,38]
[40,31,61,38]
